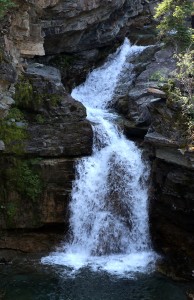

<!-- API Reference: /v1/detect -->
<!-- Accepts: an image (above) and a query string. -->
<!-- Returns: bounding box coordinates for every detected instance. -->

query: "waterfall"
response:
[42,38,156,277]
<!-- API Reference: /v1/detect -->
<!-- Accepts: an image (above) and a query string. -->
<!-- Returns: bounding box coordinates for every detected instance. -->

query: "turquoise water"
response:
[0,260,192,300]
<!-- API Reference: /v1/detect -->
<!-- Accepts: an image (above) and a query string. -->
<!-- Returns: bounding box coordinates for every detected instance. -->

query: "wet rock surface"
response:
[0,231,64,253]
[112,44,194,279]
[0,60,92,254]
[0,0,155,253]
[6,0,151,59]
[115,46,176,135]
[0,158,75,230]
[150,159,194,279]
[22,64,93,157]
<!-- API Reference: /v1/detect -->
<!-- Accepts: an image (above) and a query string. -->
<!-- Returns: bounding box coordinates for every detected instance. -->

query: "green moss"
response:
[154,0,194,49]
[0,157,43,228]
[35,114,45,124]
[0,120,27,154]
[0,158,43,203]
[15,77,62,110]
[0,50,3,63]
[7,107,25,121]
[11,160,43,202]
[0,107,27,154]
[14,78,34,109]
[49,94,62,107]
[6,202,17,224]
[0,0,15,18]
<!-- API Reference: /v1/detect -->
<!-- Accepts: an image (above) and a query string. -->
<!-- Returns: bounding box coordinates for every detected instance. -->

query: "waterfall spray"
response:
[42,38,156,277]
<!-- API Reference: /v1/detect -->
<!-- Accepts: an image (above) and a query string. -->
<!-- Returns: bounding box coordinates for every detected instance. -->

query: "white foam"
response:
[41,38,157,278]
[42,251,157,278]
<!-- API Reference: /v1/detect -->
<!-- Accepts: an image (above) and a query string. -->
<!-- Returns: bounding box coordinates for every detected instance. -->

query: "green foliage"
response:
[154,0,194,144]
[149,70,169,87]
[0,0,15,18]
[161,50,194,144]
[173,50,194,103]
[150,70,164,82]
[14,78,34,109]
[165,50,194,108]
[13,160,42,202]
[6,202,17,223]
[0,107,27,154]
[154,0,194,49]
[35,114,45,124]
[0,158,43,227]
[15,77,62,110]
[0,158,43,202]
[7,107,25,121]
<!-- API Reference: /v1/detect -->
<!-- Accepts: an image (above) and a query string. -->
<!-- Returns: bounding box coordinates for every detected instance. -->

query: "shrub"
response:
[11,160,43,202]
[154,0,194,49]
[0,107,27,154]
[0,0,15,18]
[15,77,62,111]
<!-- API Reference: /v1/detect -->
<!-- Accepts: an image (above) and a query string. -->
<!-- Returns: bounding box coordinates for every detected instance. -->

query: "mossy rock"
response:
[14,76,62,112]
[0,157,43,203]
[0,108,27,154]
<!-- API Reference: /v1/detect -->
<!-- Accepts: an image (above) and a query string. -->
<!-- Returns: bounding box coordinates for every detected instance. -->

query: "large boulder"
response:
[115,46,177,138]
[13,64,93,157]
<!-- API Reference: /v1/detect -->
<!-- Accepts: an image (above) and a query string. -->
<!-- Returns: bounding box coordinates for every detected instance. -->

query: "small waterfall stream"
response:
[42,39,156,277]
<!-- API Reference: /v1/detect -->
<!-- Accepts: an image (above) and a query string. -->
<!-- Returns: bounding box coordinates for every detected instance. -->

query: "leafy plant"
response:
[0,106,27,154]
[14,78,34,109]
[6,159,43,202]
[0,0,15,18]
[162,51,194,145]
[7,107,25,121]
[173,50,194,103]
[149,70,169,87]
[35,114,45,124]
[14,160,43,202]
[154,0,194,49]
[15,77,62,110]
[154,0,194,145]
[0,120,27,154]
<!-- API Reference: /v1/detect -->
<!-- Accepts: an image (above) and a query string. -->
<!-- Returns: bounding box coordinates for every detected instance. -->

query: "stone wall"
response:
[9,0,144,58]
[0,0,156,253]
[113,42,194,279]
[150,159,194,279]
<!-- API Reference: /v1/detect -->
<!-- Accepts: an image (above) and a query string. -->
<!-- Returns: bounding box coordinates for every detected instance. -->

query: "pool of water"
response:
[0,258,193,300]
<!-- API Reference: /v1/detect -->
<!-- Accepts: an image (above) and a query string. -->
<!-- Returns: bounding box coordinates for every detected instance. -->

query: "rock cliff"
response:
[9,0,144,58]
[114,43,194,279]
[0,0,157,253]
[1,0,194,282]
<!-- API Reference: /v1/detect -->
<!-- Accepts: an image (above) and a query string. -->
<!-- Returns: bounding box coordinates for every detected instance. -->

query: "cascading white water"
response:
[42,38,156,277]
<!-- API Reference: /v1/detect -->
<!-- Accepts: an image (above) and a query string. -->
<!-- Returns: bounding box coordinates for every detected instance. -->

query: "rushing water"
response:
[42,38,156,277]
[1,39,194,300]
